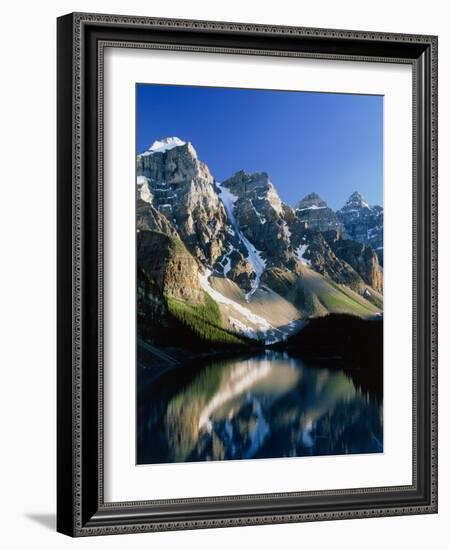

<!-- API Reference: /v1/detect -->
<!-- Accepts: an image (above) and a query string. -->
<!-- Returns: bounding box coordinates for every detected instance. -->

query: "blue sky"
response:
[136,84,383,209]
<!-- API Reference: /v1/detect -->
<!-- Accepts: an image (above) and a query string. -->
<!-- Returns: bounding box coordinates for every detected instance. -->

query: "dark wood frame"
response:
[57,12,438,537]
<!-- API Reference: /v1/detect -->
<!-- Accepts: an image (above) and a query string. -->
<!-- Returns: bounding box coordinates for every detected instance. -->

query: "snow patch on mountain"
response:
[228,317,259,339]
[218,245,234,276]
[199,268,272,332]
[251,201,266,224]
[137,175,149,186]
[140,136,186,156]
[295,244,311,266]
[198,269,303,345]
[137,175,153,204]
[296,205,326,212]
[216,182,266,300]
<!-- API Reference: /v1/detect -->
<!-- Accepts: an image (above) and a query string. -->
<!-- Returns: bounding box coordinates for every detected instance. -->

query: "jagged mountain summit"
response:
[295,192,345,234]
[136,137,383,346]
[340,191,370,211]
[337,191,384,264]
[295,192,327,210]
[294,190,384,265]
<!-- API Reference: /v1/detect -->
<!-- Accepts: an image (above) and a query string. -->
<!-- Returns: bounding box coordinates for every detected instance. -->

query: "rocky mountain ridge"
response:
[136,137,383,346]
[295,190,383,264]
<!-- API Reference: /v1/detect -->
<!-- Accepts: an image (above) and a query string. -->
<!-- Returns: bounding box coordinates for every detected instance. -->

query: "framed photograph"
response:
[57,12,438,536]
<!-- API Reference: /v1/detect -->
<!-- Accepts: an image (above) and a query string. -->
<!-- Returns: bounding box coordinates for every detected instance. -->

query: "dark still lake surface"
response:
[137,350,383,464]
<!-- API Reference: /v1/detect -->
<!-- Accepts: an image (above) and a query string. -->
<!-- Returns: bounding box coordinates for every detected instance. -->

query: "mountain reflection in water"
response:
[137,351,383,464]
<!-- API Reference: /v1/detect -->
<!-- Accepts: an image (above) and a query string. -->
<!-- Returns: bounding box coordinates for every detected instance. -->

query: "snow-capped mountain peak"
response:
[140,136,186,156]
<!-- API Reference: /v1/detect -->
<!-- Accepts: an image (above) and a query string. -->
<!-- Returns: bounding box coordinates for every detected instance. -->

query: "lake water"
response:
[137,350,383,464]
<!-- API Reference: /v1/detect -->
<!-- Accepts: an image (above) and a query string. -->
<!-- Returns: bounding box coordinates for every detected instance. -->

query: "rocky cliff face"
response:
[299,231,366,294]
[296,193,345,234]
[137,229,205,304]
[323,230,383,293]
[220,170,296,268]
[337,191,383,264]
[136,195,179,238]
[137,138,231,267]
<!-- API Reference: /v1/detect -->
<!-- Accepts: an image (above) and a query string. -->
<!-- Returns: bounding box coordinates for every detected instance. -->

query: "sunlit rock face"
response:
[137,138,231,267]
[323,230,383,293]
[137,230,205,304]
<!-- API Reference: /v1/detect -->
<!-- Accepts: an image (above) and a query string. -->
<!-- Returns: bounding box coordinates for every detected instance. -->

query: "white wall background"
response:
[0,0,446,548]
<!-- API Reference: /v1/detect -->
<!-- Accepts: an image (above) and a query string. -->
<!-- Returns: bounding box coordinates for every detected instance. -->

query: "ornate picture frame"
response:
[57,12,438,536]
